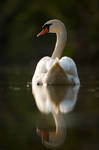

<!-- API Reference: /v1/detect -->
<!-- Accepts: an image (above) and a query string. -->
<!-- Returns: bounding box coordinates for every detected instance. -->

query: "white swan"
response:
[32,19,80,85]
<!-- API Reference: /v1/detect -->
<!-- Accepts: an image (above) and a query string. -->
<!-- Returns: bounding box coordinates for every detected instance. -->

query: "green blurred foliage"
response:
[0,0,99,66]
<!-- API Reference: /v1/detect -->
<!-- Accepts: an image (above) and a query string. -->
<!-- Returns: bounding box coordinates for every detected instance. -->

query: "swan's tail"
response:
[43,59,68,85]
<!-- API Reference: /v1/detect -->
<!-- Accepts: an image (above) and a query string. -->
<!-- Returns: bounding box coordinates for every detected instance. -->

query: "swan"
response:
[32,19,80,85]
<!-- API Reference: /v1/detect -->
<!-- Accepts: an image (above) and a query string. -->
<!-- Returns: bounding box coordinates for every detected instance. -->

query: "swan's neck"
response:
[52,29,67,59]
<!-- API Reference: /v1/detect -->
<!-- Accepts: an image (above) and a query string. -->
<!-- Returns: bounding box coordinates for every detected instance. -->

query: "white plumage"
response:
[32,19,80,85]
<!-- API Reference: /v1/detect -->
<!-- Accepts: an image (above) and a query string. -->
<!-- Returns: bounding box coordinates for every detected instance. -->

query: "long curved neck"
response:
[51,29,67,59]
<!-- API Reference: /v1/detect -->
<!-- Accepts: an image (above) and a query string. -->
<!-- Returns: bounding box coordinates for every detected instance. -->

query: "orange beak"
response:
[37,27,49,37]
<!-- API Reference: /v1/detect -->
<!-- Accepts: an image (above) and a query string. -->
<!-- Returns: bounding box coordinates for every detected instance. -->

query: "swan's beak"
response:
[37,27,49,37]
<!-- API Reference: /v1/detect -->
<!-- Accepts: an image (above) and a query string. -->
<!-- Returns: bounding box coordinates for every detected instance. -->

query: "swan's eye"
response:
[42,23,52,31]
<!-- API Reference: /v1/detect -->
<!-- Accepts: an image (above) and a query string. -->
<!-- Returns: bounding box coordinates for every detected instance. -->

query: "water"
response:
[0,66,99,150]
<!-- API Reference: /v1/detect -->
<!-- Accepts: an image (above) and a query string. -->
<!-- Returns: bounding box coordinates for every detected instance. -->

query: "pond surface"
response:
[0,66,99,150]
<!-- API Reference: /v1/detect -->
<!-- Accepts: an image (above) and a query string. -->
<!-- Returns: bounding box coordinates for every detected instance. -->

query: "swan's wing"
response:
[34,57,53,74]
[32,57,54,84]
[43,60,69,85]
[59,57,80,85]
[59,57,78,76]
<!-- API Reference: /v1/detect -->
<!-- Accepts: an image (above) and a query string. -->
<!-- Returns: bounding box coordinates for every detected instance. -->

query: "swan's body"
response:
[32,19,80,85]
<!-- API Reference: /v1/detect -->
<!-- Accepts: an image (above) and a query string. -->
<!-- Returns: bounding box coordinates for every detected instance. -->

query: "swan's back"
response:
[32,56,80,85]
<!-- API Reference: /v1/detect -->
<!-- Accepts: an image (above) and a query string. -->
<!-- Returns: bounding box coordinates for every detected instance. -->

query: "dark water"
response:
[0,66,99,150]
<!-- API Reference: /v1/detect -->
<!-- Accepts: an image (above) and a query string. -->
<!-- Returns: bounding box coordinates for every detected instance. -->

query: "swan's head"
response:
[37,19,66,37]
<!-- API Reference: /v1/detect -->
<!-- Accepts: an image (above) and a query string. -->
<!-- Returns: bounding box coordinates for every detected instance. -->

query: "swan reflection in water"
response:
[32,85,80,149]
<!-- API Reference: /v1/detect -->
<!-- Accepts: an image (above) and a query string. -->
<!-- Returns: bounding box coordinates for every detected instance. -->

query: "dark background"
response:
[0,0,99,68]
